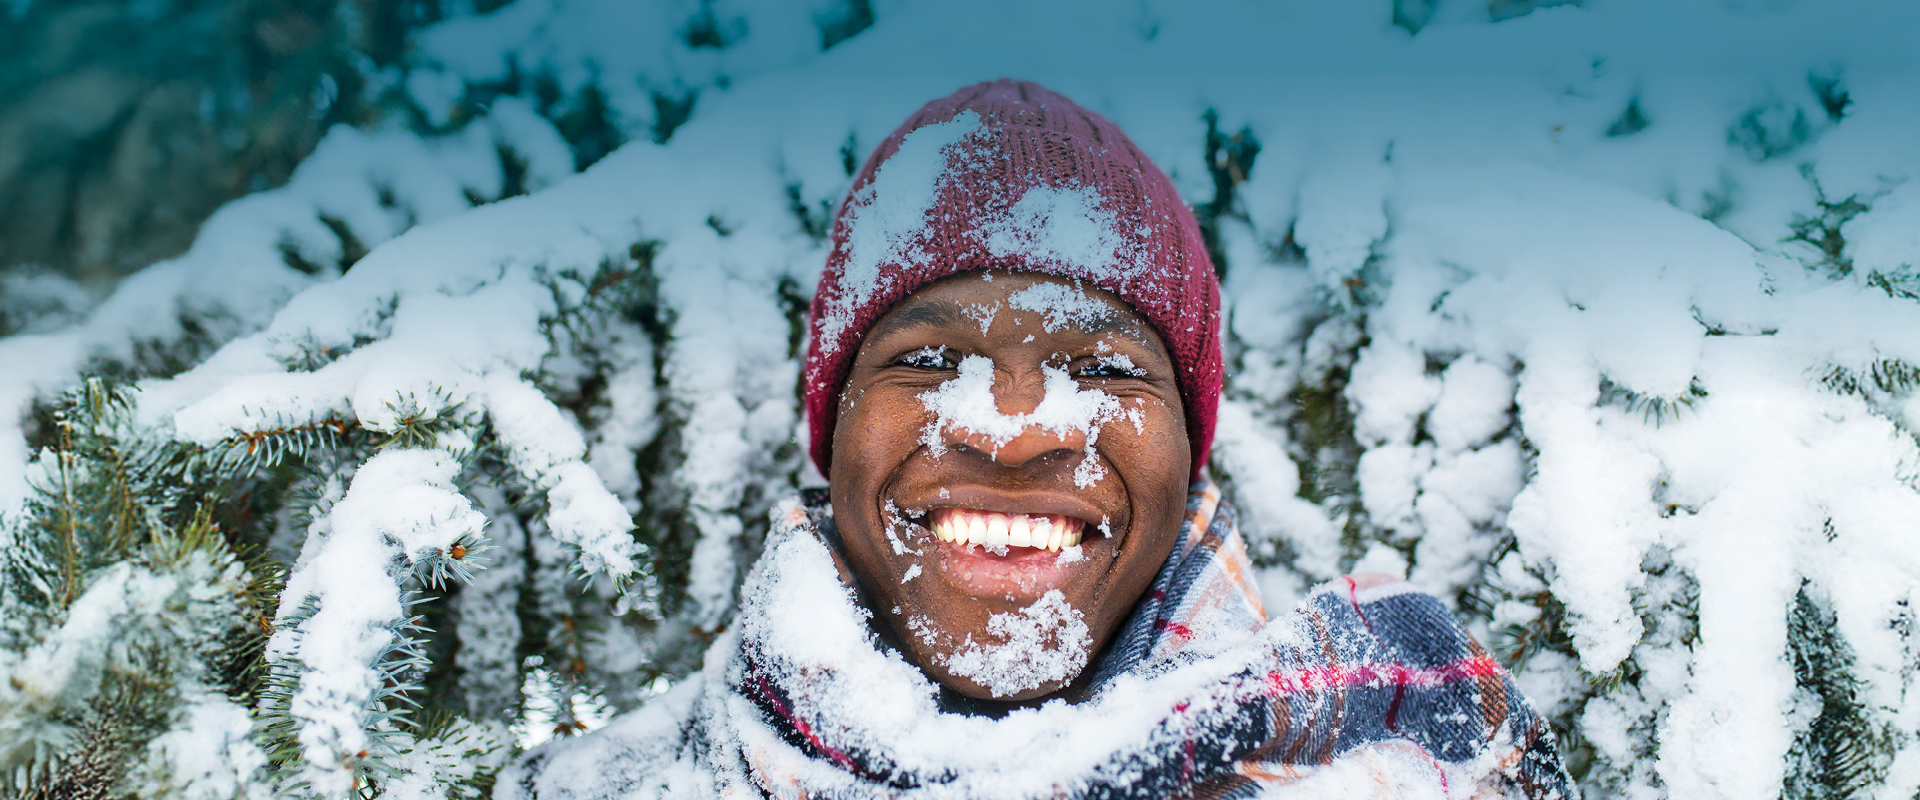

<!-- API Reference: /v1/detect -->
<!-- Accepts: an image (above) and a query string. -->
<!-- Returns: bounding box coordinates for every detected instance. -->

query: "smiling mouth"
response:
[927,508,1085,552]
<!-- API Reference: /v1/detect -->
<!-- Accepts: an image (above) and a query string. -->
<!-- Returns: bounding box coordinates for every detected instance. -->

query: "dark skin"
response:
[829,271,1191,703]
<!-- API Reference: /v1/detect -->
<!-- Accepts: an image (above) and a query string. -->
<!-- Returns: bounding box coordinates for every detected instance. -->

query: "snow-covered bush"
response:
[2,0,1918,797]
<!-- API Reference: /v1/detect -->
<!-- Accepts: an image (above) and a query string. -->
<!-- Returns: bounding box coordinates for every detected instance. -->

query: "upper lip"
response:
[893,486,1109,531]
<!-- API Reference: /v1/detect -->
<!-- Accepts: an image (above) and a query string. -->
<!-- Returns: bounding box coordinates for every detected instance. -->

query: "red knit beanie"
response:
[805,79,1222,481]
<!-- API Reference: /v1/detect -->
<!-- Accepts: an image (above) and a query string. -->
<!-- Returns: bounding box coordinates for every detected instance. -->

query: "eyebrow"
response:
[865,297,1159,348]
[865,299,968,342]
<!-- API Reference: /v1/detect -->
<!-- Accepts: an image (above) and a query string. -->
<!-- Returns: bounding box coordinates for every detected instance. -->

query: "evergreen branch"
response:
[1487,591,1570,670]
[373,391,473,453]
[1818,359,1920,398]
[1783,177,1869,279]
[1817,357,1920,445]
[0,375,298,798]
[1865,268,1920,301]
[413,533,495,591]
[252,441,496,797]
[1785,586,1898,799]
[1598,376,1709,426]
[230,417,352,460]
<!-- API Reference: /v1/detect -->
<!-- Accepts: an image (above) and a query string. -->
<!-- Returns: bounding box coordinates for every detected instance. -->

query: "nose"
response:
[941,367,1088,469]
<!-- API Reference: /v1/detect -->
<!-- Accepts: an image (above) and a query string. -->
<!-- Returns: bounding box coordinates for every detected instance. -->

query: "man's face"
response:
[829,271,1190,702]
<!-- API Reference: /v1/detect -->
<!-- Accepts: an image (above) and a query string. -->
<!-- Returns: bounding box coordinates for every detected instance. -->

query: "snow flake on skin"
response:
[1096,353,1146,378]
[883,499,922,556]
[940,590,1091,699]
[906,613,942,648]
[962,302,1001,335]
[1007,281,1114,334]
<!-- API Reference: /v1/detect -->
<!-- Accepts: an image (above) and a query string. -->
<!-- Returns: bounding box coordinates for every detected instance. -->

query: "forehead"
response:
[865,272,1158,347]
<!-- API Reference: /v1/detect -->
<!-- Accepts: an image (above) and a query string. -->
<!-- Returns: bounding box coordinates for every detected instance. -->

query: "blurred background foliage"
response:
[0,0,482,285]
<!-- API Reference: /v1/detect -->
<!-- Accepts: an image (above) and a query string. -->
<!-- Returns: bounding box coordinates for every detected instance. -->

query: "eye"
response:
[1072,354,1148,379]
[895,346,958,370]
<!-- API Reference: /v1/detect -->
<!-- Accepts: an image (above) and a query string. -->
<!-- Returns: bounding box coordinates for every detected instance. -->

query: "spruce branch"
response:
[1785,587,1899,799]
[1597,375,1709,427]
[372,389,474,454]
[223,417,354,472]
[1864,268,1920,302]
[253,440,497,797]
[1817,357,1920,442]
[1818,359,1920,398]
[1784,186,1870,278]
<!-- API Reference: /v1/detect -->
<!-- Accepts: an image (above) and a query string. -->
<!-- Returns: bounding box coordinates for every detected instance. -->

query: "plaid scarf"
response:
[501,481,1574,800]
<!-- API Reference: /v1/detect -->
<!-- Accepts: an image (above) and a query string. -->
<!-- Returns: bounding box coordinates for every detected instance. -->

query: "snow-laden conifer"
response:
[2,1,1918,797]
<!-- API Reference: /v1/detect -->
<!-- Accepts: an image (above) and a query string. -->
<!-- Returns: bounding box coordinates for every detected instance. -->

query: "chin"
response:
[862,506,1122,702]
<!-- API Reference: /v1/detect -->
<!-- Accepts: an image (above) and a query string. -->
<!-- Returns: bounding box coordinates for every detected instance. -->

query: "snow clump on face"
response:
[1007,280,1116,333]
[1097,353,1146,380]
[939,590,1091,698]
[819,110,986,354]
[917,354,1140,487]
[961,300,1001,335]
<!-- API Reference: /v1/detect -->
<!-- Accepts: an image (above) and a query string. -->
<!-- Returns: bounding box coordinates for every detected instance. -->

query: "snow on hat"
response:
[804,78,1223,481]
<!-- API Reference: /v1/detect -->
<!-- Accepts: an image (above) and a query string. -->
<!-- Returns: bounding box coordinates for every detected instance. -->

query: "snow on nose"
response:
[917,354,1136,485]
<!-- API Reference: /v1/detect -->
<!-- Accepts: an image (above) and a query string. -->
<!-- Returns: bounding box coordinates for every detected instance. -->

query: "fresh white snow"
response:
[916,354,1139,486]
[822,109,987,353]
[2,0,1918,796]
[938,590,1092,698]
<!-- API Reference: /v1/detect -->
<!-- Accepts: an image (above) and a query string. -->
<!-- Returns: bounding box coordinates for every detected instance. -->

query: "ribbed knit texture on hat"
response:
[804,79,1222,480]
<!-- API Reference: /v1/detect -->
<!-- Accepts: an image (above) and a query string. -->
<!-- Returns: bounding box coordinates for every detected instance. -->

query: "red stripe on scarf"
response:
[1155,618,1195,640]
[1264,656,1504,695]
[1345,576,1379,636]
[751,673,864,774]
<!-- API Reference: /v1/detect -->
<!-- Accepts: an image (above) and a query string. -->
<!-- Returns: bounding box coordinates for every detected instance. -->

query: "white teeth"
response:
[932,509,960,543]
[1009,516,1032,548]
[925,508,1089,553]
[985,516,1009,548]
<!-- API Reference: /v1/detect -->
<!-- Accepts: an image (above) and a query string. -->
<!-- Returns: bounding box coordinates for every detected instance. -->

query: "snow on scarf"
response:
[499,481,1574,800]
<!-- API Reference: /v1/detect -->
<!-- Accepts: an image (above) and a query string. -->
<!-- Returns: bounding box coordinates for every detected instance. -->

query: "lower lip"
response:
[930,538,1079,597]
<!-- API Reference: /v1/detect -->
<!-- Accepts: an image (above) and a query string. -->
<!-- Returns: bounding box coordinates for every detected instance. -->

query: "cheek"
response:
[1105,396,1188,476]
[830,388,937,576]
[836,389,929,469]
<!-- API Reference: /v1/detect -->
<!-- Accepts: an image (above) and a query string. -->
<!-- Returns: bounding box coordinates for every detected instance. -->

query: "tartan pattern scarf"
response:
[710,481,1573,800]
[497,481,1574,800]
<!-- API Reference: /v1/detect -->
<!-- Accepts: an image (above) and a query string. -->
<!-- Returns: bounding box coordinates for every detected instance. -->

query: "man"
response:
[502,80,1572,799]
